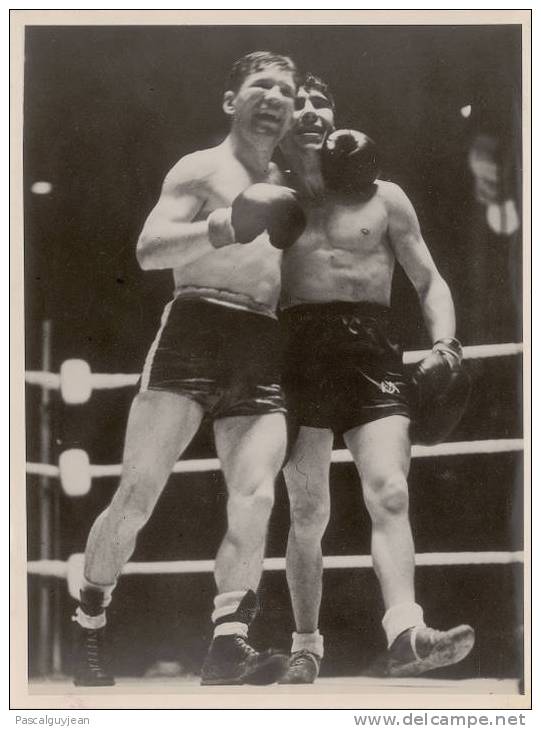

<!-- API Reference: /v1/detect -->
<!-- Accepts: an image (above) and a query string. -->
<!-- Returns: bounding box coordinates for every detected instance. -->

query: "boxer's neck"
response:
[287,150,325,198]
[227,131,275,178]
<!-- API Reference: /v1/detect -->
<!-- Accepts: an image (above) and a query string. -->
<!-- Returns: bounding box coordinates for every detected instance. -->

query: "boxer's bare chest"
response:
[281,189,396,306]
[297,192,391,264]
[198,156,281,216]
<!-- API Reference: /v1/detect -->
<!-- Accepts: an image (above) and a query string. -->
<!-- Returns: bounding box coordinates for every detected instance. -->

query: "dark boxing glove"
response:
[321,129,380,197]
[410,338,471,446]
[208,183,306,250]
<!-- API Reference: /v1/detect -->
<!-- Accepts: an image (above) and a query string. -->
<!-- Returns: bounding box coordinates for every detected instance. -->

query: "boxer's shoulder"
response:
[163,146,222,194]
[377,181,419,231]
[376,179,406,206]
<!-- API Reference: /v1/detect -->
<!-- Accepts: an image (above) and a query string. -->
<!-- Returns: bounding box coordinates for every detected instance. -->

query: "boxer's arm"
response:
[136,155,214,271]
[384,182,456,342]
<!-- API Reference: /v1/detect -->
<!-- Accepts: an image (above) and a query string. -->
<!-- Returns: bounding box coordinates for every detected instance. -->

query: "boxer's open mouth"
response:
[296,126,323,140]
[254,110,282,124]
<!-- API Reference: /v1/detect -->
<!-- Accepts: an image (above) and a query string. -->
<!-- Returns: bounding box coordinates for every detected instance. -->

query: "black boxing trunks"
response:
[140,298,285,418]
[281,301,411,435]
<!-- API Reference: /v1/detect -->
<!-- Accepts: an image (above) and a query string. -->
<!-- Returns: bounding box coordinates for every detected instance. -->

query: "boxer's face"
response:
[287,85,335,152]
[223,64,297,141]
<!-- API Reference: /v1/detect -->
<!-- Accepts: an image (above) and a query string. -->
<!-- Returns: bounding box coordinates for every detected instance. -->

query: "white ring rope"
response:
[28,550,524,600]
[25,342,523,393]
[25,438,524,481]
[402,341,523,365]
[27,550,525,581]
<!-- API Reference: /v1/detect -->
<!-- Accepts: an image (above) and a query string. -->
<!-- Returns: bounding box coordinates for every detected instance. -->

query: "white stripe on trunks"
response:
[140,300,174,392]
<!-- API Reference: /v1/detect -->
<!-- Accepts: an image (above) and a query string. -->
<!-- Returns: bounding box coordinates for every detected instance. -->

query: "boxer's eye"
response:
[312,97,331,109]
[252,79,273,90]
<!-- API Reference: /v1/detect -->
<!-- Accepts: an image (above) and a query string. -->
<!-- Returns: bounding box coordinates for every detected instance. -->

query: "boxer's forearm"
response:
[136,220,212,270]
[417,274,457,343]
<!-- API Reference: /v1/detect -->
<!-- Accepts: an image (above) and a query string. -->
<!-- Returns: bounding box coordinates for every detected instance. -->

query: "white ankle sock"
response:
[211,590,246,622]
[382,602,425,648]
[212,590,248,639]
[292,630,324,658]
[213,622,248,638]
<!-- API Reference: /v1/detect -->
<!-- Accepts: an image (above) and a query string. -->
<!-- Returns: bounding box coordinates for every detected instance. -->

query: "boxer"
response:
[72,51,304,687]
[278,73,473,683]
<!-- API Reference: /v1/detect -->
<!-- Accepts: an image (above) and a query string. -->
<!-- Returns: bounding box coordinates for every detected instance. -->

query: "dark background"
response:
[24,24,523,680]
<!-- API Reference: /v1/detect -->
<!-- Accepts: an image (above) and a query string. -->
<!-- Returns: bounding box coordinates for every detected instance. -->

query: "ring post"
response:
[37,320,62,676]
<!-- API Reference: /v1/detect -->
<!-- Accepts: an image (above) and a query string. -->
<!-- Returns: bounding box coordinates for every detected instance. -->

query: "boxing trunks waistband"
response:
[282,300,392,320]
[281,301,403,368]
[174,286,278,319]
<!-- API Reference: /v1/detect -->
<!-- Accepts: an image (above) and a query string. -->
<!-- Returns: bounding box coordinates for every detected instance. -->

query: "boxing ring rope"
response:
[24,342,523,396]
[29,550,524,580]
[26,438,524,480]
[27,546,524,613]
[402,342,523,365]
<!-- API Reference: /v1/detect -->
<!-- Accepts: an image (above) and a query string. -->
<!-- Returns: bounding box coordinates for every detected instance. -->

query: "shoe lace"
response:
[291,650,318,668]
[233,635,258,659]
[85,629,107,672]
[407,627,447,660]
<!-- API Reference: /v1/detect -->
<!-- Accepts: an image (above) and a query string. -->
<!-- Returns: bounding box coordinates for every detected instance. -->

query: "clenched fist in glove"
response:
[321,129,380,197]
[208,183,306,250]
[410,338,471,445]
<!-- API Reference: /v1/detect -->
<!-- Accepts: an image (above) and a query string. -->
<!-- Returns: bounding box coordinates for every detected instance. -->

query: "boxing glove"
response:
[208,183,306,250]
[412,338,462,401]
[410,338,471,445]
[321,129,380,197]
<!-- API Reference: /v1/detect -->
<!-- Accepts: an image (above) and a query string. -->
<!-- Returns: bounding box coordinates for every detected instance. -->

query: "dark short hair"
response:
[300,72,336,112]
[225,51,298,93]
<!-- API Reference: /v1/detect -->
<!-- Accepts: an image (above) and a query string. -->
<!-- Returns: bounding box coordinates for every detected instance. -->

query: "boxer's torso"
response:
[172,143,283,315]
[281,181,395,309]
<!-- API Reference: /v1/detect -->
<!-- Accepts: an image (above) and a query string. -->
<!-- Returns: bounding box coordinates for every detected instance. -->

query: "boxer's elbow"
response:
[136,230,160,270]
[417,269,448,302]
[419,274,455,319]
[431,273,453,305]
[136,236,152,270]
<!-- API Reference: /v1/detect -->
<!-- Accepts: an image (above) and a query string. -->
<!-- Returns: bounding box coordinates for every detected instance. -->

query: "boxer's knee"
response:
[287,475,330,540]
[226,476,275,544]
[285,463,330,540]
[108,470,162,534]
[244,477,275,517]
[291,498,330,541]
[364,472,409,524]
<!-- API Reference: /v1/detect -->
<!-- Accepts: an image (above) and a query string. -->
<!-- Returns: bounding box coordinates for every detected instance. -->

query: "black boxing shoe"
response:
[200,634,288,686]
[72,616,115,687]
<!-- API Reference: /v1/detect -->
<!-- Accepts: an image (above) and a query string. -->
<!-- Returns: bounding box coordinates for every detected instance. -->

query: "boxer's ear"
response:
[223,90,236,117]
